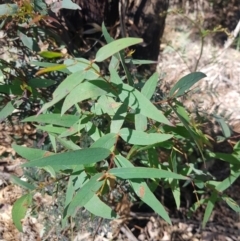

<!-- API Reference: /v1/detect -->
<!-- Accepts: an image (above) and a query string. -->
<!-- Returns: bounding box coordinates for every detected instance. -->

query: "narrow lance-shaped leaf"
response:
[39,71,86,113]
[102,22,114,43]
[91,133,118,150]
[213,114,231,138]
[117,83,172,126]
[35,125,67,134]
[102,24,121,70]
[22,148,111,167]
[223,196,240,213]
[36,64,67,76]
[169,72,206,98]
[0,101,15,121]
[12,144,54,161]
[141,72,159,100]
[215,169,240,192]
[135,114,147,131]
[12,194,32,232]
[38,51,64,59]
[109,167,188,180]
[110,100,128,133]
[59,0,81,10]
[0,4,18,16]
[202,191,218,228]
[31,61,70,74]
[125,59,157,65]
[84,194,118,219]
[22,114,79,127]
[11,176,35,191]
[59,121,85,138]
[65,173,104,218]
[208,152,240,166]
[109,66,122,85]
[95,38,143,62]
[18,31,40,51]
[65,58,100,79]
[119,128,173,145]
[61,80,114,114]
[55,135,81,151]
[114,155,172,224]
[28,78,55,88]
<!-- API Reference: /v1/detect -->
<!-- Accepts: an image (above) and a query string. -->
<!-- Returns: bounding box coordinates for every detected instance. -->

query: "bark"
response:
[51,0,169,62]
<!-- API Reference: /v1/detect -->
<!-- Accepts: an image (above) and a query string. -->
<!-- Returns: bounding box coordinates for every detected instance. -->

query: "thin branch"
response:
[224,19,240,49]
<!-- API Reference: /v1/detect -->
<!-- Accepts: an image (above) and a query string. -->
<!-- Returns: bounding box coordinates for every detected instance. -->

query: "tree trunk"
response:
[53,0,169,63]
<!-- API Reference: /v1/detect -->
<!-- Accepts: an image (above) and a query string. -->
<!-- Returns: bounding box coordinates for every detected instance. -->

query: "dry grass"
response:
[158,13,240,133]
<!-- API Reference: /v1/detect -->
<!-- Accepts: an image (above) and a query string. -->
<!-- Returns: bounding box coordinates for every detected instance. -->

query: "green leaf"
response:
[202,192,218,228]
[65,58,100,79]
[114,155,172,224]
[43,166,56,178]
[119,128,173,145]
[63,78,171,125]
[22,114,79,127]
[60,0,81,10]
[84,194,118,219]
[86,122,104,141]
[0,101,15,121]
[175,104,190,122]
[91,133,117,150]
[172,103,204,157]
[49,133,57,152]
[65,176,78,208]
[18,31,40,52]
[109,55,120,71]
[125,59,157,65]
[109,67,122,85]
[133,180,171,224]
[141,72,159,100]
[22,148,111,167]
[102,22,114,43]
[65,173,104,218]
[169,72,206,98]
[213,114,231,138]
[59,121,85,138]
[11,176,35,191]
[36,64,67,76]
[97,95,121,115]
[31,61,70,74]
[117,84,172,125]
[0,84,22,95]
[12,194,32,232]
[56,135,81,151]
[215,169,240,192]
[35,125,67,134]
[110,100,128,133]
[0,4,18,15]
[222,196,240,213]
[61,80,113,114]
[38,51,63,59]
[62,169,86,227]
[39,71,85,113]
[170,179,181,209]
[33,0,47,14]
[12,144,54,161]
[208,152,240,166]
[110,167,188,180]
[147,147,160,168]
[28,78,55,88]
[95,38,143,62]
[135,114,147,132]
[102,28,122,75]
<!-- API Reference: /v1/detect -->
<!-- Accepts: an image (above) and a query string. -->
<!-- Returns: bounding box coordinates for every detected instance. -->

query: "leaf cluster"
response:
[0,10,238,235]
